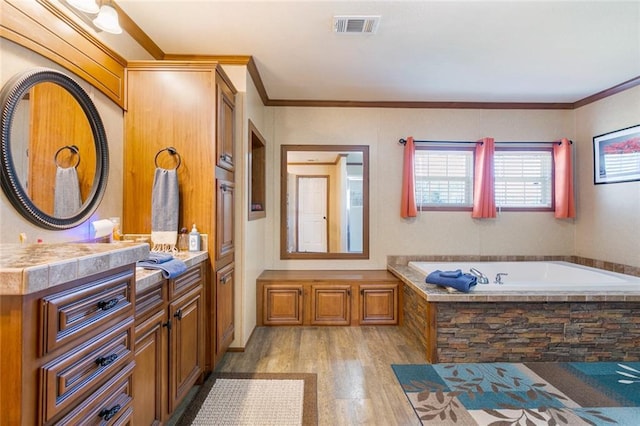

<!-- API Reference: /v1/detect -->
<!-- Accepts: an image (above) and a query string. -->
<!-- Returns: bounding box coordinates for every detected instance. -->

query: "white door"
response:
[298,176,328,252]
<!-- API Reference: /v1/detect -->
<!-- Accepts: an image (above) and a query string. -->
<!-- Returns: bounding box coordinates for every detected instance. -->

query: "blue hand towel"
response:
[426,270,477,293]
[439,269,462,278]
[145,251,174,264]
[137,258,187,279]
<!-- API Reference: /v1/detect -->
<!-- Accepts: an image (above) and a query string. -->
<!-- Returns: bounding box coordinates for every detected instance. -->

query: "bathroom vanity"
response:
[0,243,208,425]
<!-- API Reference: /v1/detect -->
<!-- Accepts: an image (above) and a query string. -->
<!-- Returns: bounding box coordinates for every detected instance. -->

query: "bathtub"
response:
[408,261,640,292]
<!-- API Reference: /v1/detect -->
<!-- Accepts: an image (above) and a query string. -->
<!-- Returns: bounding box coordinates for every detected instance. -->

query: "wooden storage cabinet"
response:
[359,283,399,325]
[215,262,235,356]
[125,61,236,372]
[216,177,235,262]
[0,264,136,425]
[257,270,401,326]
[40,319,134,422]
[311,284,351,325]
[169,285,204,412]
[132,308,166,425]
[55,361,135,425]
[261,284,304,325]
[216,72,236,172]
[132,262,204,423]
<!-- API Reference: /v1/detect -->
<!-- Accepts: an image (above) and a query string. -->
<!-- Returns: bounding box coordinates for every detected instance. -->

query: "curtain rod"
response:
[398,138,572,146]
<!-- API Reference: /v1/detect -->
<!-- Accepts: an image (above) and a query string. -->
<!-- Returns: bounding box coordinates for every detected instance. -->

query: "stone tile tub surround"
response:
[388,255,640,363]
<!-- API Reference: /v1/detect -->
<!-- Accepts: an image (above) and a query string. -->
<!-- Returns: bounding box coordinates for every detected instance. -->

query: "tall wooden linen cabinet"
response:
[123,61,236,377]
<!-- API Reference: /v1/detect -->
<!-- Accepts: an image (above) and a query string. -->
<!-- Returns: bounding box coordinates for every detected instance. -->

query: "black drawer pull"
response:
[162,320,172,330]
[174,309,183,320]
[99,404,121,421]
[97,298,119,311]
[95,353,118,367]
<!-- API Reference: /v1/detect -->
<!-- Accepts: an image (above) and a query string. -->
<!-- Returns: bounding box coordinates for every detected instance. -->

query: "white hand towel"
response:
[54,166,81,217]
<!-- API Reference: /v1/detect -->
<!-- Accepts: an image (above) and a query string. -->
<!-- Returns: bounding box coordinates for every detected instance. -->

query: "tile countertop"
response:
[135,250,208,294]
[0,242,208,296]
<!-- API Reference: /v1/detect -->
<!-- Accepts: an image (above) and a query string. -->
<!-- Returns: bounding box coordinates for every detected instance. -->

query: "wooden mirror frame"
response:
[280,144,369,260]
[0,68,109,230]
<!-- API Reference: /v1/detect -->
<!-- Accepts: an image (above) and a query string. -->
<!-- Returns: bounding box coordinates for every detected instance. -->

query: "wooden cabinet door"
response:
[262,284,304,325]
[168,286,203,413]
[133,309,167,425]
[216,178,235,261]
[311,284,351,325]
[359,283,398,325]
[216,75,235,171]
[215,263,235,358]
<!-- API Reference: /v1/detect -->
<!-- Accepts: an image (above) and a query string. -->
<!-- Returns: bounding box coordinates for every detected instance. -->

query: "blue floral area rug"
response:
[392,362,640,425]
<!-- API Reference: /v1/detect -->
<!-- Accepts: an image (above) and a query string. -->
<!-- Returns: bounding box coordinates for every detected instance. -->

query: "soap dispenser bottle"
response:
[188,224,201,252]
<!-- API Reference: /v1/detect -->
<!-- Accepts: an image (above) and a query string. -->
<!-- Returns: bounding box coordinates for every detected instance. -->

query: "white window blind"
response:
[414,149,474,207]
[494,150,552,208]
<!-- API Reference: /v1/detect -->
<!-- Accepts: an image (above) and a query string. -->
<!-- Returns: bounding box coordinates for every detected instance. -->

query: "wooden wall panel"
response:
[123,62,218,239]
[1,0,126,107]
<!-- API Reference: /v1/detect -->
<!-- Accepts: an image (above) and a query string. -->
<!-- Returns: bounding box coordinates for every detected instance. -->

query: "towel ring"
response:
[54,145,81,168]
[154,147,181,170]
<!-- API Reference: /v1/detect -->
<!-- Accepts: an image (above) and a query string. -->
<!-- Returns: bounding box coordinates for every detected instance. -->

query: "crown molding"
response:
[573,75,640,109]
[265,99,575,110]
[112,2,163,60]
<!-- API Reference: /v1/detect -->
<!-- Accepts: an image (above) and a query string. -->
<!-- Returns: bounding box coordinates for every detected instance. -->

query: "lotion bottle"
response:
[188,224,201,252]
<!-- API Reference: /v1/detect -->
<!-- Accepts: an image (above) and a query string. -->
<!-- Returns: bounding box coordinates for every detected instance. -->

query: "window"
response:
[494,149,553,210]
[414,146,554,211]
[415,148,474,209]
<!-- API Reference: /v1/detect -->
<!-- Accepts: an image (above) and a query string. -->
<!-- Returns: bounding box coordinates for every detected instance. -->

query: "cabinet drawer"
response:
[169,264,203,299]
[53,361,135,426]
[135,281,166,322]
[41,268,134,355]
[41,319,134,422]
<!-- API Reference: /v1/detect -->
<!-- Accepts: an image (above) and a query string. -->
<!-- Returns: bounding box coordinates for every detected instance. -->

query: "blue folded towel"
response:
[426,270,477,293]
[137,258,187,279]
[145,251,174,264]
[439,269,462,278]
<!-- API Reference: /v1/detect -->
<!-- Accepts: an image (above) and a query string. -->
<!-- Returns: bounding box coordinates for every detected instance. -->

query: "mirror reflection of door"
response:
[281,145,369,260]
[347,176,363,252]
[297,176,328,252]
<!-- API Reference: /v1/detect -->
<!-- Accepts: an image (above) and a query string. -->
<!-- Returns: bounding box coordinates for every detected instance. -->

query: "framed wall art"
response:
[593,124,640,184]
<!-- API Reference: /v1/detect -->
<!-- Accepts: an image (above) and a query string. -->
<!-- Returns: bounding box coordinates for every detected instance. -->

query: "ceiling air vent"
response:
[333,15,380,34]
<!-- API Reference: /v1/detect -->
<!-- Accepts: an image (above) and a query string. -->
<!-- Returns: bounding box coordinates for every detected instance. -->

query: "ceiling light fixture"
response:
[93,3,123,34]
[64,0,123,35]
[66,0,99,14]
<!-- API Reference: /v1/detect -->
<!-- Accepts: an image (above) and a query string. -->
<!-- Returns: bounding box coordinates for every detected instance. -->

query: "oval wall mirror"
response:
[0,68,109,230]
[281,144,369,259]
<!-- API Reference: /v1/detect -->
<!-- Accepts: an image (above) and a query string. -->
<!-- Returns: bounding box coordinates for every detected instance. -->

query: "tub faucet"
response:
[495,273,508,284]
[470,268,489,284]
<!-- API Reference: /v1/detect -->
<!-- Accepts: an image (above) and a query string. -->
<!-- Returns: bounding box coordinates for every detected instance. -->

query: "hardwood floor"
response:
[216,326,427,426]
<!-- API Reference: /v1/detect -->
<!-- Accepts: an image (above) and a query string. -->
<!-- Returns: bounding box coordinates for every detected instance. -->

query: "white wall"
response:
[266,107,576,269]
[0,39,124,244]
[222,65,271,347]
[574,86,640,267]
